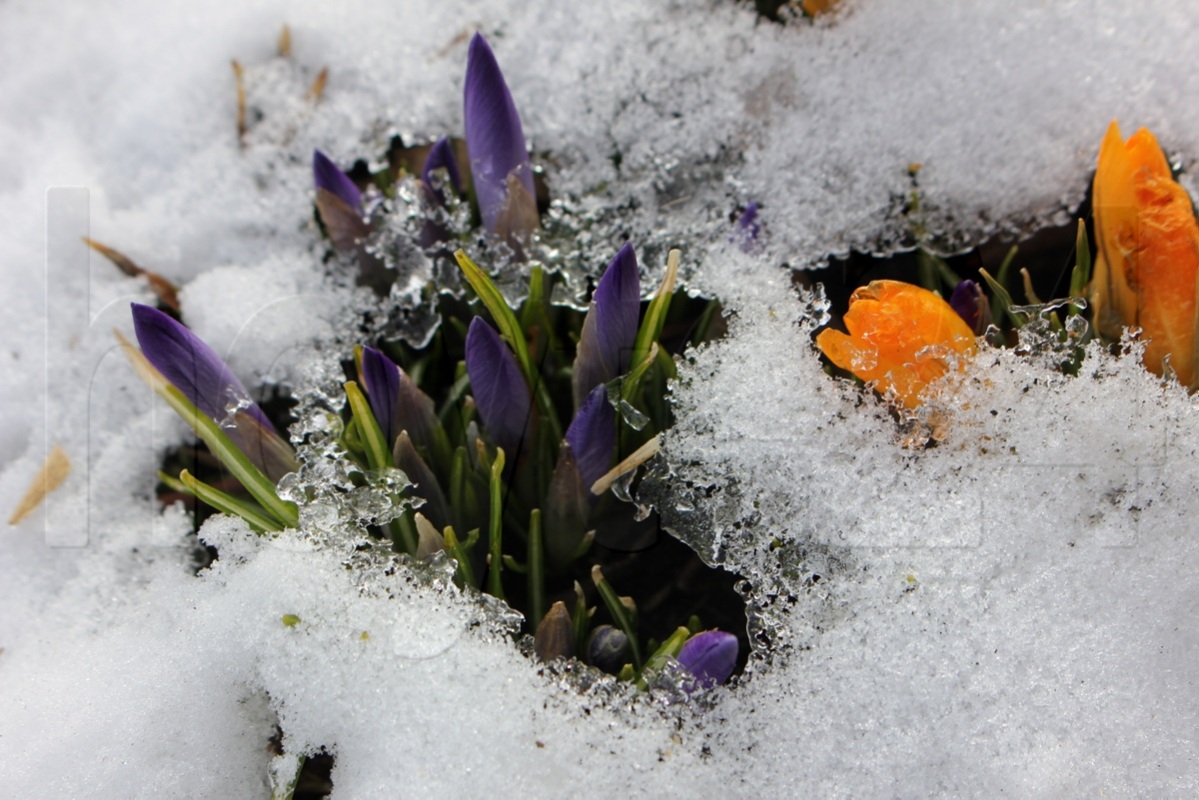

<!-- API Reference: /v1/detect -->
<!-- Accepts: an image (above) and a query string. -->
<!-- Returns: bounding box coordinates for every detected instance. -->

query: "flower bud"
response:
[586,624,630,674]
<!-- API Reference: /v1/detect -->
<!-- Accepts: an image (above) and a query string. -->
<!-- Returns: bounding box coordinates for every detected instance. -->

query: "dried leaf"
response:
[83,238,180,311]
[8,444,71,525]
[231,60,247,143]
[277,24,292,57]
[308,67,328,102]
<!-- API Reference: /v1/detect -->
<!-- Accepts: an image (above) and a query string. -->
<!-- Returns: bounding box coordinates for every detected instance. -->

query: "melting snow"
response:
[2,0,1198,795]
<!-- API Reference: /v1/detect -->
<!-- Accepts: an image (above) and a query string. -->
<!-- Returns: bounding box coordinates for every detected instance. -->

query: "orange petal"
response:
[1092,120,1199,388]
[817,280,976,409]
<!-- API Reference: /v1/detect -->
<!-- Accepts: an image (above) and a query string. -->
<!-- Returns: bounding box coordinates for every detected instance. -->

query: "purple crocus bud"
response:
[586,624,630,674]
[393,431,450,531]
[313,150,370,253]
[360,346,401,445]
[564,385,615,492]
[131,303,295,481]
[421,137,463,207]
[312,149,361,210]
[543,442,589,568]
[572,243,641,407]
[734,202,762,253]
[676,630,738,690]
[949,279,992,336]
[464,317,532,456]
[463,33,538,245]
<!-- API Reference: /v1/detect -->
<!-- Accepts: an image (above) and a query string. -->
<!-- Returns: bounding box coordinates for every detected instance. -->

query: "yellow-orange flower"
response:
[1091,120,1199,389]
[816,280,977,409]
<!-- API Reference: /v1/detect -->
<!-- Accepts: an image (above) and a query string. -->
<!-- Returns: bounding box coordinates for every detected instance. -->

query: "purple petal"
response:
[132,303,268,428]
[421,137,463,204]
[949,280,991,335]
[564,385,615,491]
[312,149,361,210]
[572,243,641,405]
[132,303,294,480]
[360,347,401,445]
[676,630,738,690]
[464,33,536,237]
[734,202,762,252]
[464,317,532,456]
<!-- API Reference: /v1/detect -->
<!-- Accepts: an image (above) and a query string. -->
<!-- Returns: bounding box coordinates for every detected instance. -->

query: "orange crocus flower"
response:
[1091,120,1199,389]
[816,280,977,409]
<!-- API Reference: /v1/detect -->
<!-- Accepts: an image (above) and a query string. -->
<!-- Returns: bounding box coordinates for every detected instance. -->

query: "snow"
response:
[3,0,1198,796]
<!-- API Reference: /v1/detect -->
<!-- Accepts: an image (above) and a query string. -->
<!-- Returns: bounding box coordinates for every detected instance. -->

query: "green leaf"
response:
[591,564,643,669]
[527,508,545,629]
[487,447,507,600]
[629,248,679,380]
[344,381,393,471]
[637,625,691,688]
[176,469,283,533]
[443,524,477,589]
[1068,219,1092,317]
[454,249,533,383]
[979,265,1024,329]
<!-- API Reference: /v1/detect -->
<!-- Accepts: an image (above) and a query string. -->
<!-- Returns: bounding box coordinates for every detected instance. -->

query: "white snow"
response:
[2,0,1198,796]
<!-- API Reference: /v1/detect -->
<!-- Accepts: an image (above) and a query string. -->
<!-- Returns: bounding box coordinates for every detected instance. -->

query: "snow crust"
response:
[2,0,1198,795]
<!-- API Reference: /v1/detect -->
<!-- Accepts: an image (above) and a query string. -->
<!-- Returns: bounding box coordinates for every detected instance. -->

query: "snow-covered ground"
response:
[2,0,1197,795]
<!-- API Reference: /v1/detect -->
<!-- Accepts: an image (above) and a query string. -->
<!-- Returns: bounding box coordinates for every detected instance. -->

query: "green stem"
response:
[487,448,507,600]
[591,565,643,668]
[344,381,393,471]
[528,508,545,628]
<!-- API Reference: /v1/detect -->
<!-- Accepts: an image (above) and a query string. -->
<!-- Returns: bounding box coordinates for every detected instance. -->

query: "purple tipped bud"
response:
[734,202,762,253]
[572,244,641,406]
[131,303,295,481]
[949,280,992,336]
[586,624,630,674]
[564,385,615,492]
[464,33,537,243]
[464,317,532,457]
[421,137,463,205]
[360,346,401,445]
[676,630,738,690]
[313,149,362,210]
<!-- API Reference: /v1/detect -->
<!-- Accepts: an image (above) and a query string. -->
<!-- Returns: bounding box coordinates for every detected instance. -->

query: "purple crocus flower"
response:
[572,243,641,407]
[734,202,762,253]
[313,149,361,210]
[676,630,738,690]
[360,346,402,445]
[418,137,464,250]
[949,279,992,336]
[564,385,615,491]
[313,149,370,253]
[463,33,538,245]
[131,303,295,482]
[421,137,463,206]
[464,317,532,456]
